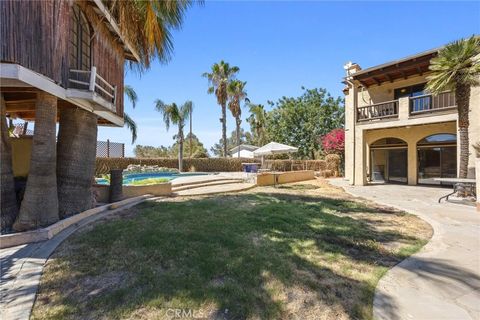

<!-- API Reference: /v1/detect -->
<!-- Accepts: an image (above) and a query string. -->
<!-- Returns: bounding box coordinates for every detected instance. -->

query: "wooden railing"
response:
[68,67,117,108]
[410,91,456,114]
[357,100,398,122]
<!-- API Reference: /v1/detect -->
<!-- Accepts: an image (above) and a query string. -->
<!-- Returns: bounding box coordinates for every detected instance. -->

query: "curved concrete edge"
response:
[0,196,151,320]
[174,183,256,197]
[0,195,152,249]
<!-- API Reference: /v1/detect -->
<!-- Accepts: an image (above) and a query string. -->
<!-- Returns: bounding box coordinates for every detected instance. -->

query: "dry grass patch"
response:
[32,178,432,320]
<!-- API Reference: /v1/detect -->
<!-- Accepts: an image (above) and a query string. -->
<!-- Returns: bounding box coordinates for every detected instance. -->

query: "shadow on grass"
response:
[32,191,435,320]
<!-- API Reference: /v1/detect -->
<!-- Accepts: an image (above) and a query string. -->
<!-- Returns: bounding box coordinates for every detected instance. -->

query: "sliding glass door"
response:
[417,134,457,185]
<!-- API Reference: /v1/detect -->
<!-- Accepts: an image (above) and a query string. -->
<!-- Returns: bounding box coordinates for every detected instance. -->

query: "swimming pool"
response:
[95,172,209,185]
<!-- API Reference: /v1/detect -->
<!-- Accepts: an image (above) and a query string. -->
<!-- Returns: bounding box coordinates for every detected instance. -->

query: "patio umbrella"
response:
[253,142,298,186]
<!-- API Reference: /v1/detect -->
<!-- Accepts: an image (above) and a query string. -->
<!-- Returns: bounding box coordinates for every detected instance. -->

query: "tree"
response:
[426,36,480,178]
[321,128,345,155]
[171,133,209,158]
[210,128,254,157]
[203,61,239,157]
[1,95,18,232]
[266,87,344,159]
[246,103,269,146]
[227,80,248,157]
[14,93,59,231]
[124,85,138,144]
[134,145,170,158]
[155,100,192,171]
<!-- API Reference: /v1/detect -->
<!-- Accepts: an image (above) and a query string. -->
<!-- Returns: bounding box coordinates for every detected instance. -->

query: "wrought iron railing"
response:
[357,100,398,122]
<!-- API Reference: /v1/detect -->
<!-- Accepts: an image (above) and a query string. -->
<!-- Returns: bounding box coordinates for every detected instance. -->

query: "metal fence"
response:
[96,140,125,158]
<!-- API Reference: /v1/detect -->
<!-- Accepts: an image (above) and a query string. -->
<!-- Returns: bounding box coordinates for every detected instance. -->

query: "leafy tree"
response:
[210,128,254,157]
[246,103,269,146]
[171,133,209,158]
[134,145,170,158]
[227,80,248,157]
[154,100,192,171]
[124,85,138,144]
[426,36,480,178]
[266,87,344,159]
[203,61,239,157]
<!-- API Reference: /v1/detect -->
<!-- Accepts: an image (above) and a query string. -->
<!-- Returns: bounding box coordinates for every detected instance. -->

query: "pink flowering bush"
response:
[321,128,345,155]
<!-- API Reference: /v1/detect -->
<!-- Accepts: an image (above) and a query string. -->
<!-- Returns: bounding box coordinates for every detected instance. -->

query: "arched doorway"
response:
[417,133,457,185]
[370,138,408,184]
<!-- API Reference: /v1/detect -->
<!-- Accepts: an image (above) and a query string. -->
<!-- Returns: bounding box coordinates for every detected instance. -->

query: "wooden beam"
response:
[0,87,40,93]
[372,77,381,86]
[5,100,36,112]
[385,74,393,83]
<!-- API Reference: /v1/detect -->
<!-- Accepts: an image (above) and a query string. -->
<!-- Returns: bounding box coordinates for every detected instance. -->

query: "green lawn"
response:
[32,181,431,320]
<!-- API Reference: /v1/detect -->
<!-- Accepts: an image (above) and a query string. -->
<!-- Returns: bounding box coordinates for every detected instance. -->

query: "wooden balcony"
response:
[357,100,398,122]
[410,91,456,115]
[66,67,117,113]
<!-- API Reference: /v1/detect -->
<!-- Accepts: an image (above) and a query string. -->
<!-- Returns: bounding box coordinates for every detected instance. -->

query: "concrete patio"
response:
[329,178,480,320]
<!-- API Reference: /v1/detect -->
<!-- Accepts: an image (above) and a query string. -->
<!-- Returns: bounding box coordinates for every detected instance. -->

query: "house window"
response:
[394,83,426,100]
[70,5,91,71]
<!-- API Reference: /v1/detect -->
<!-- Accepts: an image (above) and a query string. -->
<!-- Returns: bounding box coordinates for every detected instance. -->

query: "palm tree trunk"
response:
[57,107,98,218]
[456,83,470,179]
[236,117,241,158]
[14,93,59,231]
[189,113,192,158]
[1,94,19,232]
[221,103,227,157]
[178,127,184,172]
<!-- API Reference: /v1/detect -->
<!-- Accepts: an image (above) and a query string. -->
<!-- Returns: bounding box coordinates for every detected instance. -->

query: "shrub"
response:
[321,128,345,155]
[325,154,341,177]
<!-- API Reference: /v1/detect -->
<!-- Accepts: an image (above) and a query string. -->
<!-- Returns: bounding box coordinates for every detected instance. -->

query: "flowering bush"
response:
[321,128,345,155]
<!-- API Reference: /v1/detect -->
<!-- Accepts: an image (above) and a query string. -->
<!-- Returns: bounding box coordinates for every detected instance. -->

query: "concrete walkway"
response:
[329,179,480,320]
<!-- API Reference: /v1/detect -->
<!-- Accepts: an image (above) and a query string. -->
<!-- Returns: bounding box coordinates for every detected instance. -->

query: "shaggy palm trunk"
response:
[221,103,227,157]
[57,107,98,218]
[456,83,470,179]
[14,93,59,231]
[1,95,18,232]
[236,117,241,158]
[178,126,184,172]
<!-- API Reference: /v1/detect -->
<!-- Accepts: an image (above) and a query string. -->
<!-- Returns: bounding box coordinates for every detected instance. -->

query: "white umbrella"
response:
[254,142,298,186]
[253,142,298,157]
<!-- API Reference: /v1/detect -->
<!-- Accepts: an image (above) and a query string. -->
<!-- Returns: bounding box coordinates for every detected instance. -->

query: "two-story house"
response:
[343,46,479,186]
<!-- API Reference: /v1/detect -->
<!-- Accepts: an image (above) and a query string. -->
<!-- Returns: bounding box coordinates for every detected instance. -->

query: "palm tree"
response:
[1,95,18,232]
[155,100,192,172]
[203,61,239,157]
[14,93,59,231]
[247,103,269,146]
[426,36,480,178]
[124,85,138,144]
[227,80,248,157]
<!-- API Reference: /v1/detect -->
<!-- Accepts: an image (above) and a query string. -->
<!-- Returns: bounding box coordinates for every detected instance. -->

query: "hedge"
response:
[96,157,260,175]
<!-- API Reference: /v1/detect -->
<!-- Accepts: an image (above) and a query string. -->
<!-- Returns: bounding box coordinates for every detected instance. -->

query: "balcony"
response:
[357,100,398,122]
[356,91,456,123]
[409,91,456,115]
[66,67,117,113]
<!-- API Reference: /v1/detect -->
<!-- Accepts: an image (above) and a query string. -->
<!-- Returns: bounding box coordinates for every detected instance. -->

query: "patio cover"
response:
[253,142,298,156]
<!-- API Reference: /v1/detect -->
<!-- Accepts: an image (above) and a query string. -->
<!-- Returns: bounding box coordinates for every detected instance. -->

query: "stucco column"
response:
[398,97,410,121]
[354,128,367,185]
[345,85,358,184]
[407,138,417,185]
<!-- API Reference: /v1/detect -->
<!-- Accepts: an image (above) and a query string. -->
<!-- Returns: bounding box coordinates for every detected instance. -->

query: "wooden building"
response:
[0,0,139,126]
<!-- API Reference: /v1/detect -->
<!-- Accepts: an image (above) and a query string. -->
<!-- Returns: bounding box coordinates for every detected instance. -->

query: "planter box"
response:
[256,170,315,186]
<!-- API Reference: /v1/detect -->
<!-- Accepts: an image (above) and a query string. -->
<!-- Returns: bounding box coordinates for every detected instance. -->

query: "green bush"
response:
[96,157,261,175]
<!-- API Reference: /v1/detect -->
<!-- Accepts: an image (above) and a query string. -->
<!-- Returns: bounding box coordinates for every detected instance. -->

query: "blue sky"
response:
[98,1,480,156]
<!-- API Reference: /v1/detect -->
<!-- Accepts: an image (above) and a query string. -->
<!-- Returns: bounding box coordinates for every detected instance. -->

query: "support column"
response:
[398,97,410,121]
[354,128,367,185]
[407,139,418,185]
[14,92,59,231]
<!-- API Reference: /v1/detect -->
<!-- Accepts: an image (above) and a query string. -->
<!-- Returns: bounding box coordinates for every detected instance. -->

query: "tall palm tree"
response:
[227,80,248,157]
[14,93,59,231]
[203,61,239,157]
[124,85,138,144]
[426,36,480,178]
[1,95,18,232]
[155,100,192,172]
[247,103,269,146]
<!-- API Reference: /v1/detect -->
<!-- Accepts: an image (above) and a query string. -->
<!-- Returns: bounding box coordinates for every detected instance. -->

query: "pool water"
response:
[95,172,209,186]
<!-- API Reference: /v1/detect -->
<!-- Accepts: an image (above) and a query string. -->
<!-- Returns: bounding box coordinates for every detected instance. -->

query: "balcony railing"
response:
[357,100,398,122]
[68,67,117,108]
[410,91,456,115]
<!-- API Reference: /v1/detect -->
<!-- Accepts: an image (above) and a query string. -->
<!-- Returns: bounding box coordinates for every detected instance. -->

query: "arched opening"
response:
[70,5,91,71]
[417,133,457,185]
[369,137,408,184]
